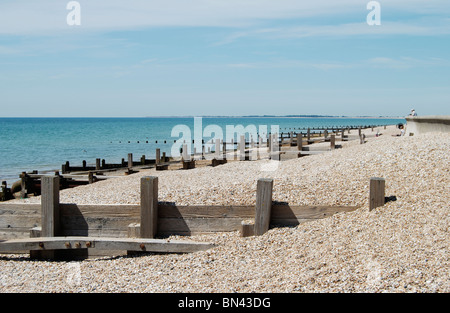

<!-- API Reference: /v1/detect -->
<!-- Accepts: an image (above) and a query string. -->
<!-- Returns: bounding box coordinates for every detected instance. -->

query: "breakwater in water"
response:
[0,117,404,185]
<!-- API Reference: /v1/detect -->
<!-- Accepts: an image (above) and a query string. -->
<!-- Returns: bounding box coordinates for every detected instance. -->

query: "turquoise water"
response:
[0,117,404,185]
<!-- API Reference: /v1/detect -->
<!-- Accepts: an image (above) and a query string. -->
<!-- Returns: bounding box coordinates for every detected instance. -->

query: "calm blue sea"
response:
[0,117,404,185]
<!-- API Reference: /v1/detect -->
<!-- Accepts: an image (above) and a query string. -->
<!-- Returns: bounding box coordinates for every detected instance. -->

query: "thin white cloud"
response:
[216,19,450,45]
[224,56,450,71]
[1,0,449,35]
[367,56,450,69]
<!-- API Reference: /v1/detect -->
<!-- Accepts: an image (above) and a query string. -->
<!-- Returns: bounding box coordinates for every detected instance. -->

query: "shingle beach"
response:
[1,126,449,293]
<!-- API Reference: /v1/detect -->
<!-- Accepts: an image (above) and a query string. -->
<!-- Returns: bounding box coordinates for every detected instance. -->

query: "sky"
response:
[0,0,449,117]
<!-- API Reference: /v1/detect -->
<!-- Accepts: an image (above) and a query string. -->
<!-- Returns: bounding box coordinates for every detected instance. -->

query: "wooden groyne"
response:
[0,174,387,260]
[0,125,386,202]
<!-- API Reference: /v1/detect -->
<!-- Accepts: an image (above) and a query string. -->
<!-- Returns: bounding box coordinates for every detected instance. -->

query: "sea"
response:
[0,117,405,185]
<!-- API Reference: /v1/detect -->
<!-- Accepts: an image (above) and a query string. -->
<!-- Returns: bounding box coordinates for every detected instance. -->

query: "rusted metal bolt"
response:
[140,243,146,250]
[65,242,71,248]
[85,241,91,248]
[75,242,81,248]
[38,242,44,248]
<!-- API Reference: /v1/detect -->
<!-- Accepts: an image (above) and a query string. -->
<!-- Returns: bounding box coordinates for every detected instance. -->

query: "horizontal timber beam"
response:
[0,236,214,253]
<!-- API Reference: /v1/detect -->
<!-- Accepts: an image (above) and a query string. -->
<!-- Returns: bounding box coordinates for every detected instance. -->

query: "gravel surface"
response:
[1,127,449,293]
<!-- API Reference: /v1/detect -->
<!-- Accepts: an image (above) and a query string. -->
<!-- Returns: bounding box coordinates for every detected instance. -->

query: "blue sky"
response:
[0,0,449,117]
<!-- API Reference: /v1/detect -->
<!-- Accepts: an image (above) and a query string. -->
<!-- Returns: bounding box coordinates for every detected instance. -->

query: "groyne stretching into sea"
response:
[0,117,404,186]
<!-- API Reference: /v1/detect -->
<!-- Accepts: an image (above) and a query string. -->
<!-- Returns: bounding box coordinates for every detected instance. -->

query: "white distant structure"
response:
[405,116,450,136]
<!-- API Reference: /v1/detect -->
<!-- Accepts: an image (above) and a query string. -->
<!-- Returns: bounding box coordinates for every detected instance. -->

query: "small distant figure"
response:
[409,109,417,116]
[393,123,405,137]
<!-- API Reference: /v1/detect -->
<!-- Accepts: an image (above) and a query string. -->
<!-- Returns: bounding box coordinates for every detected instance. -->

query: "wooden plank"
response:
[140,176,158,238]
[158,204,254,219]
[369,177,385,211]
[0,202,360,240]
[157,217,245,234]
[272,204,360,219]
[254,178,273,236]
[0,237,214,253]
[60,203,139,217]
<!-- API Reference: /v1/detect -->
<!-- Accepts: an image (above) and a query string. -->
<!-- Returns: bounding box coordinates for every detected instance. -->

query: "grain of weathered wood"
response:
[41,176,60,237]
[0,202,360,241]
[297,133,302,151]
[127,223,140,238]
[254,178,273,236]
[271,204,360,219]
[158,204,254,218]
[0,237,214,253]
[369,177,385,211]
[140,176,158,238]
[128,153,133,168]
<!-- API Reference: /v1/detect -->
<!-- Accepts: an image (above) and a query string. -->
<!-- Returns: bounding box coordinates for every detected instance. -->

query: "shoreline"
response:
[9,125,402,206]
[0,121,403,187]
[1,116,406,119]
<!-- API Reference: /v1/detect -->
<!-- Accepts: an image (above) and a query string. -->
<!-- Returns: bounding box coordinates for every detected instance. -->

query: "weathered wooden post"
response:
[96,158,101,170]
[62,161,70,174]
[1,181,7,201]
[271,133,280,161]
[330,134,336,150]
[20,172,28,199]
[88,171,94,184]
[240,221,255,237]
[156,149,161,165]
[215,138,221,160]
[41,175,60,237]
[140,176,158,238]
[307,128,311,141]
[369,177,385,211]
[297,133,302,150]
[128,153,133,169]
[254,178,274,236]
[82,160,87,170]
[182,144,188,161]
[240,135,245,161]
[222,141,227,160]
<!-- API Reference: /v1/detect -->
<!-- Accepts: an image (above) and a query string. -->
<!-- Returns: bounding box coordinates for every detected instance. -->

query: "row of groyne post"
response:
[0,124,388,201]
